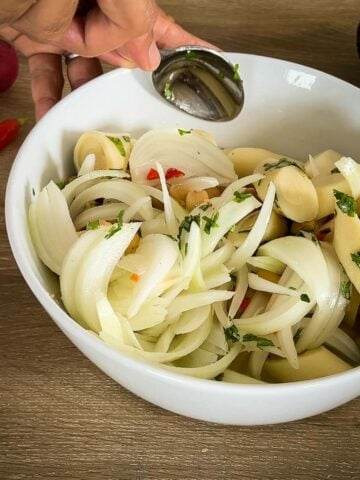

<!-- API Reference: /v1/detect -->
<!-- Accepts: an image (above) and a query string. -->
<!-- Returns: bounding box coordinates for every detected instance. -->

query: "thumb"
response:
[118,31,161,71]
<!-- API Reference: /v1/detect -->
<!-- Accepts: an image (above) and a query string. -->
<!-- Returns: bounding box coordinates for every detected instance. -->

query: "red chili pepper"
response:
[316,228,331,241]
[146,168,160,180]
[239,296,250,312]
[165,167,185,180]
[0,117,26,150]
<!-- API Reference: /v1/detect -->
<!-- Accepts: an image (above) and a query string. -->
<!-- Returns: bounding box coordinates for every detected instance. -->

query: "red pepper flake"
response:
[0,117,26,150]
[239,296,250,312]
[130,273,140,282]
[316,228,331,241]
[165,167,185,180]
[146,168,160,181]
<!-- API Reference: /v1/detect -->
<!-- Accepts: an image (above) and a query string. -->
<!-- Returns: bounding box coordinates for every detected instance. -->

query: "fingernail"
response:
[147,41,161,70]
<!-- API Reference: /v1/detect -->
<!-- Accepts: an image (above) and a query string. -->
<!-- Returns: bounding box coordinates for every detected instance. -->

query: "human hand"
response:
[0,0,215,119]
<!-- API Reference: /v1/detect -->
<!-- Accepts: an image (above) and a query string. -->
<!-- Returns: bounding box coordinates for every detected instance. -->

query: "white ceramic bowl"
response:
[6,54,360,425]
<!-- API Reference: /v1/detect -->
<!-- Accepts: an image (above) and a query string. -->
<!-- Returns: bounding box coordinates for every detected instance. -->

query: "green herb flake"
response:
[178,128,192,136]
[340,280,351,300]
[300,293,311,303]
[263,158,304,172]
[185,50,198,60]
[184,242,189,255]
[242,333,274,348]
[233,191,251,203]
[218,70,225,80]
[32,188,35,196]
[105,210,124,239]
[199,204,210,211]
[351,251,360,269]
[232,63,240,80]
[333,189,356,217]
[164,82,174,101]
[87,219,101,230]
[224,324,241,342]
[107,136,126,157]
[56,180,67,190]
[122,136,131,143]
[203,211,220,235]
[289,286,297,291]
[331,167,340,174]
[229,224,236,233]
[293,327,303,343]
[214,373,224,381]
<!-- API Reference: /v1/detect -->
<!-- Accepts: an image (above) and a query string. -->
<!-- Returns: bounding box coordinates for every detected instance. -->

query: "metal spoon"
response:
[152,46,244,122]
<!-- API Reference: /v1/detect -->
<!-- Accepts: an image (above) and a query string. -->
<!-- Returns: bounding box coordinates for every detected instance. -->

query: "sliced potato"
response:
[222,369,265,384]
[74,131,131,171]
[255,159,318,222]
[305,149,342,177]
[263,346,351,382]
[238,210,288,240]
[312,173,351,219]
[226,148,283,177]
[333,202,360,294]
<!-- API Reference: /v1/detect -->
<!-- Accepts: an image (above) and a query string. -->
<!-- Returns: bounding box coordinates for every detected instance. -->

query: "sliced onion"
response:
[62,169,129,204]
[129,128,237,185]
[78,153,95,176]
[74,202,128,230]
[229,182,276,269]
[201,196,261,257]
[248,272,300,297]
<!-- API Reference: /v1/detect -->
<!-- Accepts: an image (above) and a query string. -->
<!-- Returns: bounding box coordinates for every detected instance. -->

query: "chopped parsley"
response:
[289,286,297,291]
[229,224,236,232]
[232,63,240,80]
[300,293,311,303]
[32,188,35,196]
[178,214,201,238]
[233,191,251,203]
[224,324,241,342]
[122,136,131,143]
[87,219,100,230]
[242,333,275,348]
[333,190,356,217]
[105,210,124,239]
[55,176,76,190]
[224,326,274,349]
[107,136,126,157]
[263,158,304,172]
[178,128,192,136]
[351,251,360,269]
[340,280,351,300]
[164,82,174,101]
[199,204,210,211]
[184,242,189,255]
[293,327,303,343]
[331,167,340,174]
[185,50,198,60]
[203,211,220,234]
[274,192,280,209]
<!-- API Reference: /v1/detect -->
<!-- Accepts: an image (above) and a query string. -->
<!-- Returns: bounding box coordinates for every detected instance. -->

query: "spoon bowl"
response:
[152,46,244,121]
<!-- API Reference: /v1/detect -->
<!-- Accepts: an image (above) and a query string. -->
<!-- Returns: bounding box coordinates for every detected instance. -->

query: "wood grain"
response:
[1,1,360,479]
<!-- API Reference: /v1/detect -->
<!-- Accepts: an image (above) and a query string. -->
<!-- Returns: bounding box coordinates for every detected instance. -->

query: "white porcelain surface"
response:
[5,54,360,425]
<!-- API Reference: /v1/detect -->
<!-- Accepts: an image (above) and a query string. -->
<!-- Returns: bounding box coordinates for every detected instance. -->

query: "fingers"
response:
[28,53,64,121]
[67,56,103,90]
[113,31,161,71]
[62,0,157,57]
[153,8,218,51]
[12,0,78,44]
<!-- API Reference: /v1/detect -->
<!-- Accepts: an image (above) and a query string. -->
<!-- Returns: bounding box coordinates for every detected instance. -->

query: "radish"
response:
[0,40,19,92]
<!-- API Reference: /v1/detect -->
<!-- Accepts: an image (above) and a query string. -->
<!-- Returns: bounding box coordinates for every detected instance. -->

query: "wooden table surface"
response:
[1,1,360,479]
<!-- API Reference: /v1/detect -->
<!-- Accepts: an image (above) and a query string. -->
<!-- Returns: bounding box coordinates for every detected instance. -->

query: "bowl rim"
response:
[5,52,360,394]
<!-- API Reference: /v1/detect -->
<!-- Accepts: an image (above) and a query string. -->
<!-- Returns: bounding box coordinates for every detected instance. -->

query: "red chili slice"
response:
[239,296,250,312]
[0,117,26,150]
[165,167,185,180]
[146,168,160,180]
